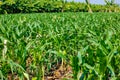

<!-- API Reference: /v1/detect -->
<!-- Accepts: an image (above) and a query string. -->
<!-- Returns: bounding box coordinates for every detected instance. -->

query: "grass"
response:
[0,12,120,80]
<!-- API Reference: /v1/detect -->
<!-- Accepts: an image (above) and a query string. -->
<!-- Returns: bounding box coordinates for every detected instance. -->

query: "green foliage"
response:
[0,13,120,79]
[0,0,120,14]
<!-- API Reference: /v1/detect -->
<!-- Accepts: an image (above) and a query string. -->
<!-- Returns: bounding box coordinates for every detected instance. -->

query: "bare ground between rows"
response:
[7,62,73,80]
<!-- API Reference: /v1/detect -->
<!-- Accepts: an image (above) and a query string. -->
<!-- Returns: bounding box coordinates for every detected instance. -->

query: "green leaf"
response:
[0,70,4,80]
[23,72,29,80]
[83,63,94,70]
[77,51,82,65]
[32,77,37,80]
[107,65,115,77]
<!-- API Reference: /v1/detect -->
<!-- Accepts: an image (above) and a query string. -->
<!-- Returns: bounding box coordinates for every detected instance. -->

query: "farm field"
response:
[0,12,120,80]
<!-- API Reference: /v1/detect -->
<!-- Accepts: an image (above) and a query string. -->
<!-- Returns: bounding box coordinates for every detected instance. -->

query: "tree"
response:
[104,0,115,5]
[104,0,115,12]
[85,0,92,13]
[61,0,67,12]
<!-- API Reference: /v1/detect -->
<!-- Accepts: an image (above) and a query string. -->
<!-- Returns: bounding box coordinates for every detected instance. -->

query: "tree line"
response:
[0,0,119,14]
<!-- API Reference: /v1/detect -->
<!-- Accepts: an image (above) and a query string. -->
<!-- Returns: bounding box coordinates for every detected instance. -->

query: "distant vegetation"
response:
[0,0,120,14]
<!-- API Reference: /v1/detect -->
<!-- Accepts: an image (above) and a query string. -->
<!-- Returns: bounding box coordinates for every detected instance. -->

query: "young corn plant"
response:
[0,12,120,80]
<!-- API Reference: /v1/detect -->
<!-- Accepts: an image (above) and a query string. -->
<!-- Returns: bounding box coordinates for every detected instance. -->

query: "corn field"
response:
[0,12,120,80]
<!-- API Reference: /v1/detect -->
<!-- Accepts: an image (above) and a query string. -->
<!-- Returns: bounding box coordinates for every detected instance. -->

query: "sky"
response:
[68,0,120,5]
